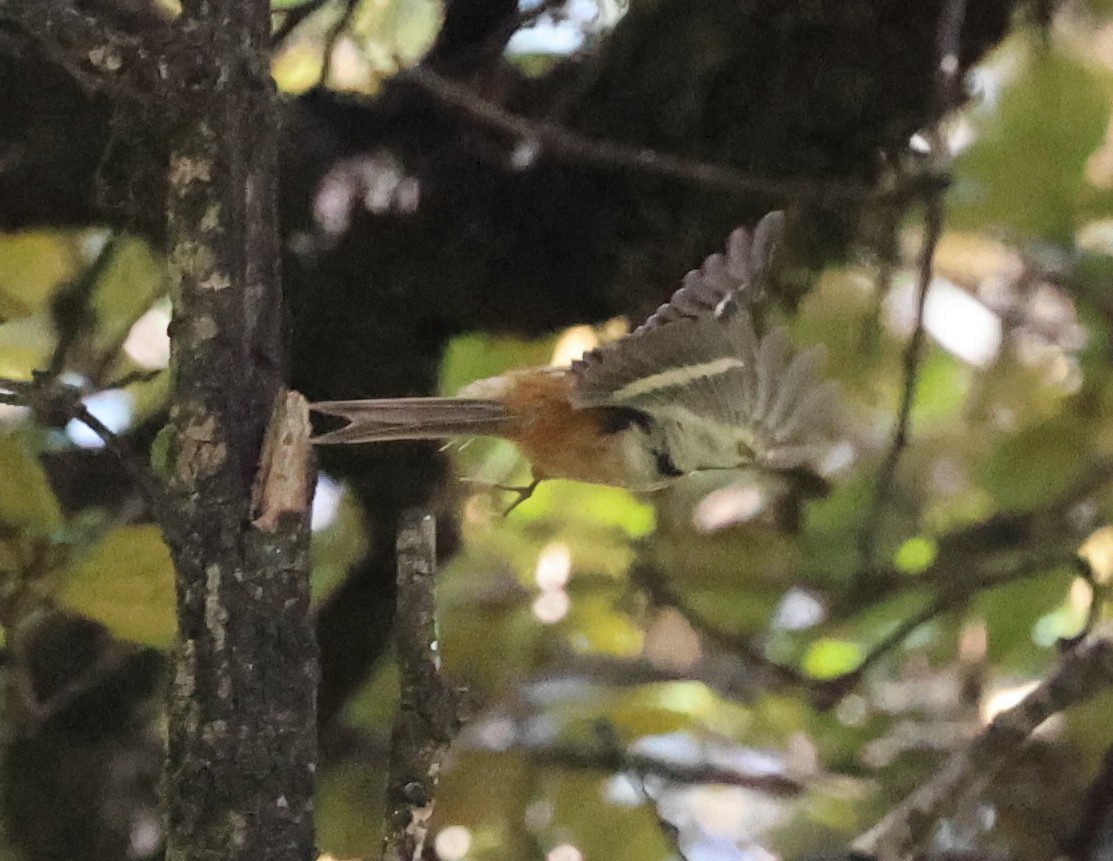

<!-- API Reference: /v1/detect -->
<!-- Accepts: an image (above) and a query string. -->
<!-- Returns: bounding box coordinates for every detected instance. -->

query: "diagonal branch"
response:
[0,0,170,99]
[403,65,946,204]
[854,637,1113,861]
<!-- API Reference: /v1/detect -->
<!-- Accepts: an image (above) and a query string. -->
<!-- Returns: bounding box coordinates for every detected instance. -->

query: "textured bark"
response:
[158,3,315,860]
[0,0,1020,738]
[382,511,461,861]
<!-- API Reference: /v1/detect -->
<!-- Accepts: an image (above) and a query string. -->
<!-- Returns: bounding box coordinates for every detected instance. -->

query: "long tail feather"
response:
[311,397,516,445]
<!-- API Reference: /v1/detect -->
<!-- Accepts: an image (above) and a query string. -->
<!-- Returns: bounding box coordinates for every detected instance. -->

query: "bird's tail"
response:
[311,397,518,445]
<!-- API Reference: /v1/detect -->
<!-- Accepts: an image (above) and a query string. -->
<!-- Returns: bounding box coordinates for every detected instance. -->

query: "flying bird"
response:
[311,212,837,499]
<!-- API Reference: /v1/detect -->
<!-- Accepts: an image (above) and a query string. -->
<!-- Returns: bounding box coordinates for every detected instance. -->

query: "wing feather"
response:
[569,210,836,473]
[628,210,785,337]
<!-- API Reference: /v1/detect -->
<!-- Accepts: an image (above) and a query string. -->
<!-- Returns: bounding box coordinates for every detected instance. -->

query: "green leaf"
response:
[0,232,81,319]
[894,536,938,574]
[55,525,176,648]
[952,40,1111,242]
[439,332,553,399]
[980,415,1091,509]
[977,565,1073,664]
[89,238,165,360]
[0,434,63,536]
[802,637,865,680]
[0,315,56,379]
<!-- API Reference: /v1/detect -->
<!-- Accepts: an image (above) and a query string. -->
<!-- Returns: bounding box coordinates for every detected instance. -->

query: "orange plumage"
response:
[310,212,838,496]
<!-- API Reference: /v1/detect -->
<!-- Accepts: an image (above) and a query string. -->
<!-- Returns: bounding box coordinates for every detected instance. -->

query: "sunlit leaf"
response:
[350,0,443,72]
[801,637,864,680]
[894,536,938,574]
[0,232,81,319]
[439,332,553,400]
[89,238,165,362]
[0,433,63,535]
[976,565,1073,664]
[0,315,56,379]
[54,525,176,648]
[514,480,656,539]
[952,40,1110,241]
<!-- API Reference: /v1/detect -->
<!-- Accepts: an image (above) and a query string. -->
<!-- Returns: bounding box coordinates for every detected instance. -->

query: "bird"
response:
[310,212,838,503]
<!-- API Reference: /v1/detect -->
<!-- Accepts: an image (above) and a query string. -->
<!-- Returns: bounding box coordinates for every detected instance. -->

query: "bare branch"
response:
[856,188,945,572]
[0,0,169,99]
[856,0,968,573]
[383,510,464,861]
[854,637,1113,861]
[630,562,809,689]
[45,234,121,378]
[462,721,803,795]
[320,0,359,86]
[0,373,176,538]
[271,0,330,47]
[73,404,177,532]
[403,66,945,204]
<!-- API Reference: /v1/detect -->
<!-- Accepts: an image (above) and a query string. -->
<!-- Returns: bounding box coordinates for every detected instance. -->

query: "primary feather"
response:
[571,211,835,473]
[311,210,837,482]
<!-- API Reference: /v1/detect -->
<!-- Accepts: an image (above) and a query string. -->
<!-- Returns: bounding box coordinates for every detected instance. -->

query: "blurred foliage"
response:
[2,2,1113,861]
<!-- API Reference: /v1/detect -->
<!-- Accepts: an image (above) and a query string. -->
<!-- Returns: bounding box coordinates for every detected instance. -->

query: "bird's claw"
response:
[461,477,542,515]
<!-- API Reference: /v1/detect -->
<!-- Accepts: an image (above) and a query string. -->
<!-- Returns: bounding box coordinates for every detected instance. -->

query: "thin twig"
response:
[629,562,809,689]
[0,371,178,549]
[856,0,968,573]
[319,0,359,87]
[13,636,139,725]
[635,533,1079,710]
[73,405,178,542]
[818,552,1075,704]
[383,510,463,861]
[631,772,691,861]
[853,637,1113,861]
[0,0,166,99]
[271,0,331,47]
[855,166,945,574]
[464,726,803,795]
[46,234,121,378]
[402,65,945,204]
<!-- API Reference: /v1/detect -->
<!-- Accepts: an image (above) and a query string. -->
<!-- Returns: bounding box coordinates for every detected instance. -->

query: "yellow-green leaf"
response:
[0,434,63,535]
[0,315,56,379]
[802,637,865,680]
[0,232,81,318]
[952,41,1110,241]
[55,525,176,648]
[89,238,165,360]
[894,536,938,574]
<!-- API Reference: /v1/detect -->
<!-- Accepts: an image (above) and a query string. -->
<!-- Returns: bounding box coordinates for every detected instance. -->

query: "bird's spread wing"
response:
[631,209,784,337]
[570,212,837,471]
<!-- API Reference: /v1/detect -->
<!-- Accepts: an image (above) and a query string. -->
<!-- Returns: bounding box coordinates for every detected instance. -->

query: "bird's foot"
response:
[461,477,542,515]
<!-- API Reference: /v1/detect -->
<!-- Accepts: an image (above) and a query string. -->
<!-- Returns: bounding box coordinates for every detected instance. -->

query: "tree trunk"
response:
[160,2,317,859]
